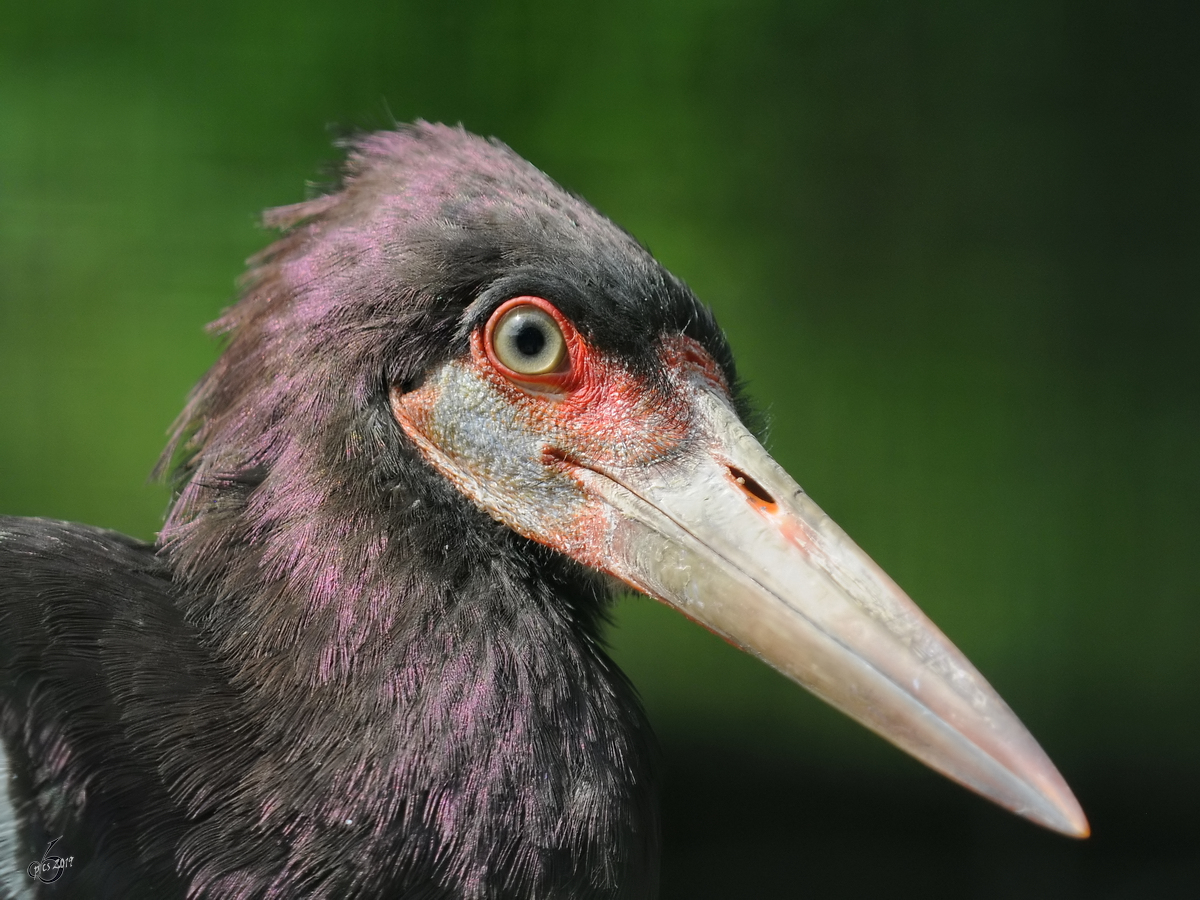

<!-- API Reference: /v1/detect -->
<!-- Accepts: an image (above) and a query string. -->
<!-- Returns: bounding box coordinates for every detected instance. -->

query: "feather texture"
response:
[0,123,749,898]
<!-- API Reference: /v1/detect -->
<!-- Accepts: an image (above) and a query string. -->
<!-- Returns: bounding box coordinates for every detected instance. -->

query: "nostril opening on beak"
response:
[728,466,778,510]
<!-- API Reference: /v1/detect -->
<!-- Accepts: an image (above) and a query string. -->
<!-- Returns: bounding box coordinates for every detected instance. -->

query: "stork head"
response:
[163,123,1087,839]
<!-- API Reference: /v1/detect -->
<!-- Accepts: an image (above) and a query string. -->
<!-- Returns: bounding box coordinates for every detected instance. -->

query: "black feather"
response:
[0,122,749,898]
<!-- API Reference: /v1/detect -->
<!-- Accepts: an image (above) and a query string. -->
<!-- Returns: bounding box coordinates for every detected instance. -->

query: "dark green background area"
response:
[1,1,1196,896]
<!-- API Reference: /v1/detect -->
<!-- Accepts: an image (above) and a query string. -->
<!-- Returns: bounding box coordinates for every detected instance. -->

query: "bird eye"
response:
[491,304,567,376]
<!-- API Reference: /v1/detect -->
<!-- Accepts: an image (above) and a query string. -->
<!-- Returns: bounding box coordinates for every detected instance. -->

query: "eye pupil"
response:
[514,323,546,358]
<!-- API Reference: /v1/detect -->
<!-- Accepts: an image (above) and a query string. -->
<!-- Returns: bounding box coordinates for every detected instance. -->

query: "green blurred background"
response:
[1,1,1196,896]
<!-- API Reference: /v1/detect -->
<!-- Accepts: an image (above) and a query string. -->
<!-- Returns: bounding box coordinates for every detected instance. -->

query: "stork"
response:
[0,123,1087,899]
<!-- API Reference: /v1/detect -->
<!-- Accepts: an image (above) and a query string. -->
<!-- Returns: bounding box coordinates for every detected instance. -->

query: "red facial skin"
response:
[475,296,723,469]
[390,296,731,574]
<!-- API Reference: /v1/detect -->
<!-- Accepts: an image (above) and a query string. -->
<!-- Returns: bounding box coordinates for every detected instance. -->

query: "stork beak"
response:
[584,387,1089,838]
[392,345,1088,837]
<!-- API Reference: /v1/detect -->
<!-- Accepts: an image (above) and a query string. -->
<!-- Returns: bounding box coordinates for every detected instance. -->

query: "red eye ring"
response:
[482,297,586,393]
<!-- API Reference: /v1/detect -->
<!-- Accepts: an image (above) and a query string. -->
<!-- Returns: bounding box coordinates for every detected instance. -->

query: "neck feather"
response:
[157,425,660,899]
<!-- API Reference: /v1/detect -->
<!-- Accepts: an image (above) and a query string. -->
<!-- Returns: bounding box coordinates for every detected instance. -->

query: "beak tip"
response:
[1032,785,1090,838]
[1061,805,1091,840]
[1056,816,1091,840]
